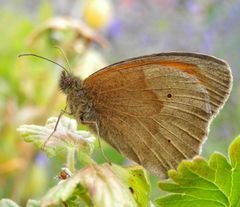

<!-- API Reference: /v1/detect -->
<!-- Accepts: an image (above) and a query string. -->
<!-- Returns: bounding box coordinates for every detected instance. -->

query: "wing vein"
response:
[171,122,206,144]
[158,114,206,141]
[126,87,226,99]
[99,116,143,164]
[199,71,230,88]
[152,118,199,155]
[104,99,211,116]
[97,100,209,122]
[115,115,170,169]
[94,72,197,95]
[136,118,178,168]
[98,105,174,169]
[100,95,220,108]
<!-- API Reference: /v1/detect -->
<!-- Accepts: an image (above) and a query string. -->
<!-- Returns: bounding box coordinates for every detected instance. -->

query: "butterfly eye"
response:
[67,77,71,86]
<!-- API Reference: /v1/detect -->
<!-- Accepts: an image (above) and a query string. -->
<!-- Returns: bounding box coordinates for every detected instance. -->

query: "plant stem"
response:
[66,147,75,172]
[62,201,68,207]
[78,150,96,166]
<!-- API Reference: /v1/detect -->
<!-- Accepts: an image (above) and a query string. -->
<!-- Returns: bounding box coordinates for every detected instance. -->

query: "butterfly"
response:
[21,52,233,177]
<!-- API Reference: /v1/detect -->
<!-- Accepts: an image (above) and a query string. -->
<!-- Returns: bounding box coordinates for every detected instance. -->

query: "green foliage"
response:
[111,165,151,207]
[41,164,150,207]
[0,199,20,207]
[15,117,240,206]
[0,7,112,204]
[0,199,41,207]
[16,116,151,206]
[156,135,240,207]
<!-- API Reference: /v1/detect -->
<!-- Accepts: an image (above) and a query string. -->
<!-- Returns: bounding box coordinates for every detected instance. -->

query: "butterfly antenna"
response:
[54,46,72,73]
[18,53,69,74]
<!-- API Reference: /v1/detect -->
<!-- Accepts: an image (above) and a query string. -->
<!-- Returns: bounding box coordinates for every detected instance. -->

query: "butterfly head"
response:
[59,71,82,94]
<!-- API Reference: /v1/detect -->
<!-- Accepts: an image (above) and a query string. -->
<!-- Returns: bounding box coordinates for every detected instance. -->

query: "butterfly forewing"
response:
[83,52,232,177]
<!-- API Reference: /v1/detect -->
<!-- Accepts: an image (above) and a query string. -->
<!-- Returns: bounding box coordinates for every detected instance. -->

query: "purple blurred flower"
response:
[107,17,122,39]
[186,0,201,15]
[202,30,214,53]
[220,3,240,32]
[35,153,49,166]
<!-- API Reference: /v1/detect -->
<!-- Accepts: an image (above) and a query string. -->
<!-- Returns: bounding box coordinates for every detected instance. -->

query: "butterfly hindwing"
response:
[83,52,232,177]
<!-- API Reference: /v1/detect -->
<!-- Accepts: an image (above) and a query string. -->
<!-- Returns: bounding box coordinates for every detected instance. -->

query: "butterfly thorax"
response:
[59,71,96,123]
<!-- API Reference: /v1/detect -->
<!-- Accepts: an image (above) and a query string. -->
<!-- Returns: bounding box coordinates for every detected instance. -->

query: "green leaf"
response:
[17,116,95,157]
[41,164,139,207]
[156,135,240,207]
[26,200,41,207]
[111,165,151,207]
[0,199,20,207]
[229,135,240,206]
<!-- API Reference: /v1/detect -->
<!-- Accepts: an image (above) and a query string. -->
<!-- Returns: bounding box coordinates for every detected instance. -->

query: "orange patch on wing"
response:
[114,60,199,74]
[85,59,201,87]
[157,61,198,76]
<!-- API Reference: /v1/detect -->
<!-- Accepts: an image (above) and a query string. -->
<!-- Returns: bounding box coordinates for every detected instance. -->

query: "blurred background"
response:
[0,0,240,205]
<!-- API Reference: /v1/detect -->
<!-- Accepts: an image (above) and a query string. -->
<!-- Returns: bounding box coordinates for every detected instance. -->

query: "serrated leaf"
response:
[17,116,95,157]
[41,164,138,207]
[228,135,240,206]
[156,135,240,207]
[0,199,20,207]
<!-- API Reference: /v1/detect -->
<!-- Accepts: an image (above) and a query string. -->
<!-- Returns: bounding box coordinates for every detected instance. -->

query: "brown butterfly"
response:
[21,52,233,177]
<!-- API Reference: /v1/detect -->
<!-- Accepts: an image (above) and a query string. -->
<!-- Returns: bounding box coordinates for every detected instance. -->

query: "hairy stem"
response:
[66,147,76,172]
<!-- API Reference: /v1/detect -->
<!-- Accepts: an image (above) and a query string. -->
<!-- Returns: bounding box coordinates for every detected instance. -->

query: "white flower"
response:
[17,116,96,156]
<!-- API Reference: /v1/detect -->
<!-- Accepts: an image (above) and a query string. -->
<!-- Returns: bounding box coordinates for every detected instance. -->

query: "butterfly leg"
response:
[41,105,72,150]
[82,120,111,165]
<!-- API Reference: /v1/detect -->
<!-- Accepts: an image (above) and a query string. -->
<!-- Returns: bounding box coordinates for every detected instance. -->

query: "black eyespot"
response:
[129,187,134,194]
[167,139,171,143]
[167,94,172,98]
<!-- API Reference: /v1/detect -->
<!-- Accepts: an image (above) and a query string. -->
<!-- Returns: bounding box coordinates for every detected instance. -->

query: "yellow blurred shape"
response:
[83,0,113,29]
[0,158,26,174]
